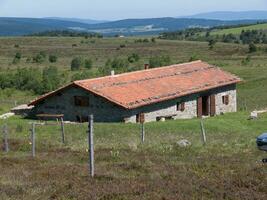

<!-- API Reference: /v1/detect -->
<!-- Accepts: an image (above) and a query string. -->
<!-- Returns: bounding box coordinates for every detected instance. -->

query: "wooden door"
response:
[197,97,202,118]
[210,94,216,116]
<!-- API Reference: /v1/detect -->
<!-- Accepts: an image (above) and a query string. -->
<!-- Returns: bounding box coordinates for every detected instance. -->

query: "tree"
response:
[49,55,58,63]
[249,43,257,53]
[42,66,60,93]
[71,57,83,71]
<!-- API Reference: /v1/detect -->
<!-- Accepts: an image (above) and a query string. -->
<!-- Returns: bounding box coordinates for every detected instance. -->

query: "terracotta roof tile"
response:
[29,60,241,109]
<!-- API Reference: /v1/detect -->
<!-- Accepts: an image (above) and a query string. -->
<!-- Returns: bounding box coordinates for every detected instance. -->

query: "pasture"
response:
[0,36,267,199]
[211,23,267,35]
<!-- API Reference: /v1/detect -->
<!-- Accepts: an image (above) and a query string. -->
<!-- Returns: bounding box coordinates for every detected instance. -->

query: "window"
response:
[177,102,185,112]
[74,96,89,107]
[222,95,229,105]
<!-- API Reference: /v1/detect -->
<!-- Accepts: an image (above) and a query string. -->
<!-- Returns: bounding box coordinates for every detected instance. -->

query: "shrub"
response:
[14,52,22,59]
[242,55,251,65]
[208,39,217,49]
[149,55,171,68]
[14,44,20,48]
[33,52,46,63]
[151,38,156,43]
[128,53,140,63]
[84,59,93,69]
[71,57,83,71]
[13,52,22,64]
[189,54,200,62]
[49,55,58,63]
[249,43,257,53]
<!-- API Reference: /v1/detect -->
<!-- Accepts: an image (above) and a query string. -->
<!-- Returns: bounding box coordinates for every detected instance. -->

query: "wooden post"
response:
[31,123,36,158]
[88,115,94,177]
[60,117,65,144]
[141,123,145,143]
[200,119,207,145]
[3,124,9,153]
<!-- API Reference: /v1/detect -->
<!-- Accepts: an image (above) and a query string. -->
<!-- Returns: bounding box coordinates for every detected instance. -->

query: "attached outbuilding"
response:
[29,60,241,123]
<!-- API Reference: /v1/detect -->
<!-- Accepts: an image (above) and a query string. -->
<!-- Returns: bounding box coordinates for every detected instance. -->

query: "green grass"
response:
[0,113,267,199]
[1,36,267,199]
[211,23,267,35]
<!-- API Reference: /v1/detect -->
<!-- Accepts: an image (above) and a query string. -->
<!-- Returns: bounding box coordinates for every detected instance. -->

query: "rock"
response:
[0,112,15,119]
[249,111,258,120]
[177,139,191,148]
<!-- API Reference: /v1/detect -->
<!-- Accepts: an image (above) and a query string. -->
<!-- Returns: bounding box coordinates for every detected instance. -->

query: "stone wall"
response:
[30,84,237,123]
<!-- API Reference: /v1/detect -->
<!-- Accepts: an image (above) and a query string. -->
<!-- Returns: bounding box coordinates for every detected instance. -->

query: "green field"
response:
[211,23,267,35]
[0,36,267,199]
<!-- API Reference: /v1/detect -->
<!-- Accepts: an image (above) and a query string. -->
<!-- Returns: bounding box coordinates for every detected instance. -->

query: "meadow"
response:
[211,23,267,35]
[0,36,267,199]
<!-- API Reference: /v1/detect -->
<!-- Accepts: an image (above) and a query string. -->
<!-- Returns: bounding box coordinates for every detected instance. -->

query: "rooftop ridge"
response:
[80,65,215,91]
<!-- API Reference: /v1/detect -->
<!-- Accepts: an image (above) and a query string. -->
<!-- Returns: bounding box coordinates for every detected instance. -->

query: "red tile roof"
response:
[29,60,241,109]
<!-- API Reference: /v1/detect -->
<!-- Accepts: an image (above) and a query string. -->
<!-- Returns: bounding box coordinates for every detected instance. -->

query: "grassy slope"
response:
[211,23,267,35]
[0,113,267,199]
[1,37,267,112]
[0,37,267,199]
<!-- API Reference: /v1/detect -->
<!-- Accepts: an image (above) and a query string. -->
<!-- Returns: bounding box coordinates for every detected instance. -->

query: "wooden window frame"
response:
[177,102,185,112]
[74,96,89,107]
[222,95,230,105]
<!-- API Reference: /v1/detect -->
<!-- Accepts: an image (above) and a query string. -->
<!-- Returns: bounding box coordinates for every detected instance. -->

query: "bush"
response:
[208,39,217,49]
[33,52,46,63]
[149,55,171,68]
[14,44,20,48]
[249,43,257,53]
[14,52,22,59]
[189,54,200,62]
[13,52,22,64]
[49,55,58,63]
[128,53,140,63]
[242,55,251,65]
[71,57,83,71]
[84,59,93,69]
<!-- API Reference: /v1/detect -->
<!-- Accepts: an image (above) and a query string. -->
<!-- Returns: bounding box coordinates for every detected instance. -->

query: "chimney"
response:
[111,70,115,76]
[144,64,149,70]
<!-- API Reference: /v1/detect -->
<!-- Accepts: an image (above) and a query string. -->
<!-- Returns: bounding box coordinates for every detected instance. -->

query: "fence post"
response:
[31,123,36,158]
[3,124,9,153]
[60,117,65,144]
[200,119,207,145]
[88,115,94,177]
[141,123,145,143]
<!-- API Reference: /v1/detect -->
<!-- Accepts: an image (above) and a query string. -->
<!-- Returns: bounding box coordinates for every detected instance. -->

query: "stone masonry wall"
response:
[30,84,237,123]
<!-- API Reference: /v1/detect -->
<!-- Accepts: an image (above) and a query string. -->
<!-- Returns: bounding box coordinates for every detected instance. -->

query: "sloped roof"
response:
[29,60,241,109]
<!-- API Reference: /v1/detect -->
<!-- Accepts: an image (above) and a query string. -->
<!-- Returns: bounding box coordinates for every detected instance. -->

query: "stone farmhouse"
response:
[29,60,241,123]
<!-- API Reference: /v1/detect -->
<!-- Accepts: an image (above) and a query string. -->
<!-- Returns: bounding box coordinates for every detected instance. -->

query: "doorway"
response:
[197,95,216,118]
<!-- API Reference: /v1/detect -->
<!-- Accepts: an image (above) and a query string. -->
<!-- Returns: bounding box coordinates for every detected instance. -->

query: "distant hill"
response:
[0,17,264,36]
[184,11,267,21]
[44,17,108,24]
[84,18,264,36]
[0,17,91,36]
